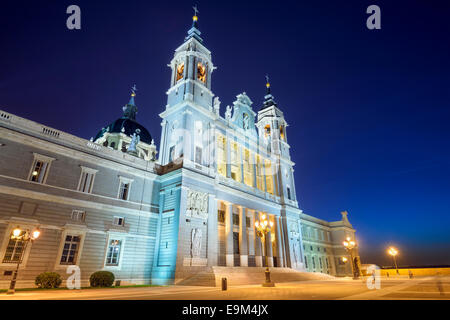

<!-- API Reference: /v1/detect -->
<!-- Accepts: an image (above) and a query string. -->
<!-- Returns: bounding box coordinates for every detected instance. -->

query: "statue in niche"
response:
[191,228,202,258]
[225,105,232,120]
[292,240,299,264]
[243,113,249,130]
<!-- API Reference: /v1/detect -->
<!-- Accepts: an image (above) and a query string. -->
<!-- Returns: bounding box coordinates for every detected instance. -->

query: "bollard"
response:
[221,277,227,291]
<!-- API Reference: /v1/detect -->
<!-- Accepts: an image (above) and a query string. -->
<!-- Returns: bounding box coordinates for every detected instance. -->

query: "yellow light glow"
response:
[343,241,349,247]
[261,214,266,221]
[266,82,270,88]
[12,227,21,238]
[346,236,351,241]
[388,247,398,256]
[255,221,259,228]
[269,221,274,227]
[193,15,198,21]
[350,241,355,247]
[342,257,348,262]
[32,171,38,176]
[32,229,41,240]
[264,220,268,226]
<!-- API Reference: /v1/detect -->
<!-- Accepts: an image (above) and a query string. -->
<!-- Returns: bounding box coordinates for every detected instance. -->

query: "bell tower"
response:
[257,77,298,204]
[166,7,215,110]
[159,7,217,166]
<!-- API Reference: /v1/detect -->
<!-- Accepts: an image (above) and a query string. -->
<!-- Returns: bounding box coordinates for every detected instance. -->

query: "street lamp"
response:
[6,226,41,295]
[388,246,399,274]
[255,214,275,287]
[342,236,360,280]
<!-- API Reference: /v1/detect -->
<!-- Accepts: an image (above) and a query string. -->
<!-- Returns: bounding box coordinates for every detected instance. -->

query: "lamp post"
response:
[343,236,360,280]
[255,214,275,287]
[388,247,399,275]
[6,226,41,295]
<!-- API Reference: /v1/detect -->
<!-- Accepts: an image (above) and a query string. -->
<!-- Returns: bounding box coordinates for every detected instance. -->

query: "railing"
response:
[0,111,12,121]
[42,126,60,138]
[0,109,154,172]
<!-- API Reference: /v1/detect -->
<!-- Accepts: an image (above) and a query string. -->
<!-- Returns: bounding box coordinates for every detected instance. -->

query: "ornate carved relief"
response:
[185,189,209,219]
[191,228,202,258]
[289,221,300,238]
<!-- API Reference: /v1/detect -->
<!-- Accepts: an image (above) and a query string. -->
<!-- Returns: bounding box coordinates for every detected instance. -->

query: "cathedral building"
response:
[0,13,360,288]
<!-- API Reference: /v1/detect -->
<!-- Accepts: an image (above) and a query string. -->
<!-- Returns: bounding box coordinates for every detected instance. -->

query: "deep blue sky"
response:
[1,0,449,267]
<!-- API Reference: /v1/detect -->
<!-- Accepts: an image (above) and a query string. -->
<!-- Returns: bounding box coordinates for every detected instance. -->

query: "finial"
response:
[192,5,199,21]
[131,84,137,97]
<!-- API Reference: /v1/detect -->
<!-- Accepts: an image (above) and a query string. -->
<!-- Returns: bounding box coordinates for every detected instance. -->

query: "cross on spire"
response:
[265,74,271,94]
[193,5,199,17]
[131,84,137,97]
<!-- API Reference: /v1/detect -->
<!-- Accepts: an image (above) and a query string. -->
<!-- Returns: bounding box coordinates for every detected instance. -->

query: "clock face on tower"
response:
[197,62,206,83]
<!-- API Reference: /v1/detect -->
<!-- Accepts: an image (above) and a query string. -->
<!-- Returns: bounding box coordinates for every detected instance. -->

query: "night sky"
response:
[1,0,449,267]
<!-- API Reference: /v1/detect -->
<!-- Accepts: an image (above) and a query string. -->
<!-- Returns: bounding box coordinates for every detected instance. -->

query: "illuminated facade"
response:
[0,13,360,288]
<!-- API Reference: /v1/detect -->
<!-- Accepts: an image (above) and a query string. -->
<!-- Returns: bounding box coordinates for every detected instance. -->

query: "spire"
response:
[261,75,278,110]
[122,85,138,120]
[185,5,203,43]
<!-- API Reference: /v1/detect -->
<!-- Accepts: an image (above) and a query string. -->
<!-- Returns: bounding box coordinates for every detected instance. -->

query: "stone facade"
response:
[0,15,360,288]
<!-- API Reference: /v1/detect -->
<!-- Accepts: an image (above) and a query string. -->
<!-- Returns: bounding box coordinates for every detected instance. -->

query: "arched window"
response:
[176,62,184,82]
[197,62,206,83]
[110,142,116,149]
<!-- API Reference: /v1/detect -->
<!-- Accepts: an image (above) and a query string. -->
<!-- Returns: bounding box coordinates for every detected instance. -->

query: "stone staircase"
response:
[176,267,335,287]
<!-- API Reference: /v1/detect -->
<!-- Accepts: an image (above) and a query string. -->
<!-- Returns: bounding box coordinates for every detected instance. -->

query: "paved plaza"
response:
[0,277,449,300]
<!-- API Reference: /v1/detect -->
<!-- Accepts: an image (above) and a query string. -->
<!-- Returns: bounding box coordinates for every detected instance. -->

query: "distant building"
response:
[0,13,359,288]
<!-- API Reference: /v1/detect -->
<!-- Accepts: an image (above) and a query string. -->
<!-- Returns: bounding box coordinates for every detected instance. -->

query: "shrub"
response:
[89,271,115,287]
[35,272,62,289]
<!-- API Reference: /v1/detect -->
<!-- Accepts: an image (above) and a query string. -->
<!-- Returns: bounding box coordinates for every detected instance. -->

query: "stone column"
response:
[254,211,263,267]
[247,210,255,263]
[239,207,248,267]
[207,196,218,266]
[266,215,274,267]
[274,215,284,267]
[225,202,234,267]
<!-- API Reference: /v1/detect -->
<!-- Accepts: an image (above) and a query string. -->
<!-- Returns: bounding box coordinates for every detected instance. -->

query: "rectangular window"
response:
[264,159,274,194]
[304,256,308,268]
[233,232,239,254]
[30,160,48,183]
[312,256,316,269]
[113,216,125,227]
[105,239,122,266]
[326,257,329,268]
[232,213,239,226]
[78,167,97,193]
[319,257,323,268]
[28,153,54,184]
[246,216,251,227]
[230,143,241,182]
[243,148,254,187]
[60,235,81,265]
[256,155,264,191]
[195,146,202,165]
[287,186,291,200]
[2,231,26,263]
[218,210,225,223]
[217,135,227,177]
[71,210,86,222]
[119,182,130,200]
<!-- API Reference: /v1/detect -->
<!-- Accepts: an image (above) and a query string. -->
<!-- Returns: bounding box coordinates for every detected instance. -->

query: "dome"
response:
[94,117,152,145]
[94,87,152,145]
